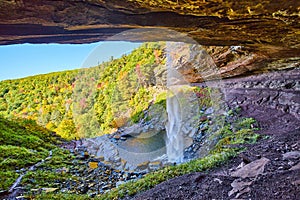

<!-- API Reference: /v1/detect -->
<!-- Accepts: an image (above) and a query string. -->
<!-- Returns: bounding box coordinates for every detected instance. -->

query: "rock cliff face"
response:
[0,1,299,49]
[221,68,300,134]
[0,1,299,130]
[1,0,299,79]
[193,68,300,135]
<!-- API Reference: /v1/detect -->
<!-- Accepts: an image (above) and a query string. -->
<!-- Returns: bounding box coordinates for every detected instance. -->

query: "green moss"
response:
[0,171,19,190]
[39,148,75,169]
[210,116,260,154]
[236,117,257,129]
[22,170,75,189]
[99,151,234,200]
[0,117,66,191]
[0,145,47,170]
[31,193,90,200]
[154,91,167,109]
[96,115,259,199]
[20,147,79,191]
[36,113,259,199]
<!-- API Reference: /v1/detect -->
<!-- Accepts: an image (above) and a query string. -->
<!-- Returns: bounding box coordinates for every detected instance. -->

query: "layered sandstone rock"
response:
[0,0,299,49]
[0,1,299,79]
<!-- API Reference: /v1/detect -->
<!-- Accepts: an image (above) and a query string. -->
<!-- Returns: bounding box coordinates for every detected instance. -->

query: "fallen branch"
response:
[8,150,53,193]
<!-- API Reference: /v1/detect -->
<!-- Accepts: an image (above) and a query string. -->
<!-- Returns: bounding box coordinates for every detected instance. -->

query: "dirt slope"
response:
[131,69,300,200]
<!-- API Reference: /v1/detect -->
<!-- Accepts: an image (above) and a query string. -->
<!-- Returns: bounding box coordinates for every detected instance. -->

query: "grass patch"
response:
[100,151,235,200]
[21,147,80,194]
[154,91,167,109]
[0,145,47,170]
[31,193,90,200]
[98,116,259,199]
[39,148,75,169]
[22,170,74,189]
[38,114,259,199]
[0,171,19,190]
[0,117,66,191]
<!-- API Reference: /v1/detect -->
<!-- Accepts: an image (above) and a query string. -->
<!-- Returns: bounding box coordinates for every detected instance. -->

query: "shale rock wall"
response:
[215,68,300,134]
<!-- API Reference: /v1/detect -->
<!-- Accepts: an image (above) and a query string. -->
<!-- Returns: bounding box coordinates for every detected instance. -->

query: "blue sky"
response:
[0,41,141,81]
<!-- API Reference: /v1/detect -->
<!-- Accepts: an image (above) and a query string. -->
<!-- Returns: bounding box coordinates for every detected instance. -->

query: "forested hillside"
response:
[0,42,166,139]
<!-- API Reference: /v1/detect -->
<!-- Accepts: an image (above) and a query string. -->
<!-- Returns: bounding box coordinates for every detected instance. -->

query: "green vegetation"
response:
[0,42,166,139]
[0,117,66,190]
[0,116,84,196]
[97,116,259,199]
[92,42,166,133]
[193,86,214,107]
[100,152,233,200]
[37,114,259,199]
[0,41,260,199]
[0,70,78,139]
[21,147,78,191]
[33,193,90,200]
[210,117,259,154]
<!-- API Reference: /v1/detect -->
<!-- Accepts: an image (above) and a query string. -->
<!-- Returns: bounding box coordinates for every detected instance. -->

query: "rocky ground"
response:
[55,142,147,197]
[131,128,300,199]
[3,104,298,200]
[2,68,299,199]
[130,69,300,200]
[1,142,146,199]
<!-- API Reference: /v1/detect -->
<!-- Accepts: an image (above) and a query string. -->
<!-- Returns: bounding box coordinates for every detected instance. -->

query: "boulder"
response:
[149,161,162,171]
[282,151,300,160]
[136,161,150,171]
[88,162,98,169]
[231,157,270,178]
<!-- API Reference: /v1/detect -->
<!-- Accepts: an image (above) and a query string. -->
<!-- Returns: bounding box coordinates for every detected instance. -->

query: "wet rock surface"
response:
[81,129,167,172]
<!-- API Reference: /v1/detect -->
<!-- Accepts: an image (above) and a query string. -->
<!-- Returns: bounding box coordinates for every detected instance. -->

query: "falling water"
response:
[165,42,192,163]
[166,86,184,163]
[165,41,214,163]
[165,41,222,163]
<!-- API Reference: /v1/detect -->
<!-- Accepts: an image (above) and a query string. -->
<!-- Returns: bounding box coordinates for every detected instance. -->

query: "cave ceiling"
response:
[0,0,299,79]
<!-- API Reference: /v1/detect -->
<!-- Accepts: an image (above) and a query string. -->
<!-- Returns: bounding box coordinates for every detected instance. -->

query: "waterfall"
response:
[165,42,190,163]
[166,84,197,163]
[165,42,201,163]
[166,86,184,163]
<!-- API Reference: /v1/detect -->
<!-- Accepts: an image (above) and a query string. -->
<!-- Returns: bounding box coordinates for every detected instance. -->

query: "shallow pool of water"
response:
[117,131,166,154]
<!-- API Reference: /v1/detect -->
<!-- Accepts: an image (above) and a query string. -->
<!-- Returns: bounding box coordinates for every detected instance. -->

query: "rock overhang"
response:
[0,0,299,46]
[0,0,299,78]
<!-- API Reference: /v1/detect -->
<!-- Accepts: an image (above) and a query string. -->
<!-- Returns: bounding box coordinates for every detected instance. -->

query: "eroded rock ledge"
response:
[0,0,299,49]
[1,0,299,79]
[193,68,300,134]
